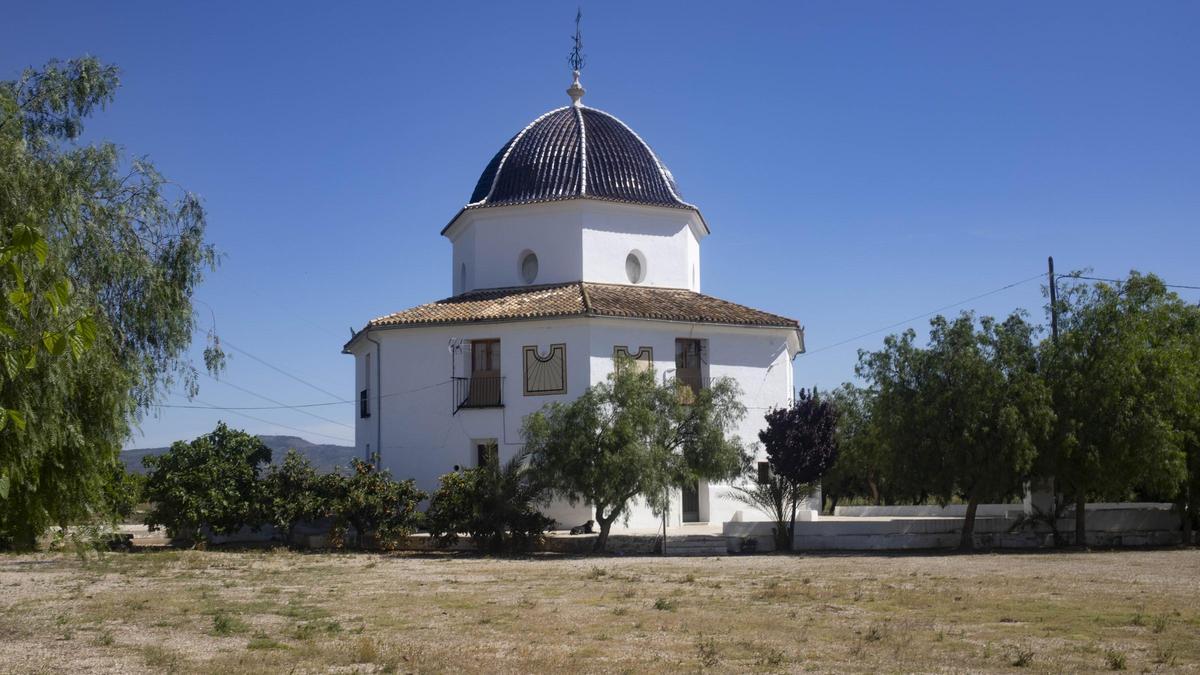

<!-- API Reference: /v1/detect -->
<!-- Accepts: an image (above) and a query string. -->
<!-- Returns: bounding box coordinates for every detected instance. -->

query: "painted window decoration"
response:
[522,343,566,395]
[613,346,653,373]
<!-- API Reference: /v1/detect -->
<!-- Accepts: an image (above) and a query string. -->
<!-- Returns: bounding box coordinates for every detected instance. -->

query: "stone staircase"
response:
[661,533,729,556]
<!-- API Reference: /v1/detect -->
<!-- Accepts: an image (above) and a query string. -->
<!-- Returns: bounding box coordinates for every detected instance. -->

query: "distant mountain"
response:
[121,435,359,474]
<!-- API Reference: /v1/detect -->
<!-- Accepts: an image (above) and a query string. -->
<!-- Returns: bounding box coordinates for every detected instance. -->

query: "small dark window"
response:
[476,442,498,468]
[359,389,370,418]
[757,461,771,484]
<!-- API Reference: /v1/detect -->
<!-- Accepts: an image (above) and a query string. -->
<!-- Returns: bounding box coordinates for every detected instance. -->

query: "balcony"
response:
[453,375,504,413]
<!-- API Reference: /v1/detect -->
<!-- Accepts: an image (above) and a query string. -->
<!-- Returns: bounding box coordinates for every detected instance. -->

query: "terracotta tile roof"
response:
[364,282,800,331]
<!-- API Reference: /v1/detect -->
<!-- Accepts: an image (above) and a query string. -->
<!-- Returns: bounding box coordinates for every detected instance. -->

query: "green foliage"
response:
[0,57,219,548]
[424,450,551,552]
[1041,272,1193,540]
[324,459,425,550]
[142,423,270,544]
[726,470,802,551]
[857,311,1053,549]
[823,384,894,509]
[524,358,747,552]
[262,450,329,544]
[101,463,146,522]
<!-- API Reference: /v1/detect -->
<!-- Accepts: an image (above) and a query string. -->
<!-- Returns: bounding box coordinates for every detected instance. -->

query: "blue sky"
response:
[6,2,1198,449]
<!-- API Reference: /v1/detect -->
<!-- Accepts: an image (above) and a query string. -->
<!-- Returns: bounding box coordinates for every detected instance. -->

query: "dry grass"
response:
[0,547,1197,673]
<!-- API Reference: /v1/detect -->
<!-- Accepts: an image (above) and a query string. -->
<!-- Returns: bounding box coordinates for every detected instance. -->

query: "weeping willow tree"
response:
[0,57,220,548]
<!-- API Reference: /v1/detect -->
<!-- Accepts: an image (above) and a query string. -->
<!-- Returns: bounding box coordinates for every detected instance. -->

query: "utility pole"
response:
[1048,256,1059,343]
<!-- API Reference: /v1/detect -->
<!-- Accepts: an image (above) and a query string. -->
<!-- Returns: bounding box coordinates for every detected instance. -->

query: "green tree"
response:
[324,459,425,550]
[823,384,890,511]
[143,423,270,545]
[0,58,219,548]
[1041,273,1191,545]
[859,312,1053,549]
[758,389,839,548]
[262,450,330,545]
[425,450,551,552]
[524,360,748,553]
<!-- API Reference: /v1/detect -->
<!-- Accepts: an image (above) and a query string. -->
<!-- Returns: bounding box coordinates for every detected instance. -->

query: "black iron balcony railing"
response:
[453,375,504,413]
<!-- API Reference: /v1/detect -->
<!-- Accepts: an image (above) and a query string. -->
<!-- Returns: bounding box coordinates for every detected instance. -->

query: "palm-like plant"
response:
[726,471,806,552]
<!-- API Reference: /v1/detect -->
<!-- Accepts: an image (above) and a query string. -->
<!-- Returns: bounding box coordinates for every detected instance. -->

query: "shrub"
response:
[424,451,550,552]
[325,459,425,550]
[1105,648,1127,671]
[262,450,329,544]
[102,464,146,522]
[143,423,270,544]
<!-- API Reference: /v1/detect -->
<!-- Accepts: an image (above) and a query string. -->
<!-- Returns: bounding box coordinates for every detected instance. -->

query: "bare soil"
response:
[1,547,1197,673]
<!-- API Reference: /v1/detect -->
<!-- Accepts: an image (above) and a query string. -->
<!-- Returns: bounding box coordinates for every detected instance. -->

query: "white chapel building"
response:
[344,72,805,530]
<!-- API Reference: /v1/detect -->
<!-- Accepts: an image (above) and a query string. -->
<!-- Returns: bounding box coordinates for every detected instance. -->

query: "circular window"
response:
[519,251,539,284]
[626,251,645,284]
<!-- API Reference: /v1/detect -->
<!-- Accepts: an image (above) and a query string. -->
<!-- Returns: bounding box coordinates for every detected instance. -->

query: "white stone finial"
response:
[567,69,585,106]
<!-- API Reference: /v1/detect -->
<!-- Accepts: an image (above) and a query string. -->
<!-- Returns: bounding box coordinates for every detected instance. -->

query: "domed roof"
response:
[465,105,696,212]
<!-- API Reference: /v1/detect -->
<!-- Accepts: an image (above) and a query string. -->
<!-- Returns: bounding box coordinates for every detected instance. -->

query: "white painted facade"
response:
[446,199,705,295]
[348,312,799,530]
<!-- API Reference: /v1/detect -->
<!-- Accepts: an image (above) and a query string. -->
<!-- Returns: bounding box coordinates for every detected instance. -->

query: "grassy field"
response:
[1,548,1197,673]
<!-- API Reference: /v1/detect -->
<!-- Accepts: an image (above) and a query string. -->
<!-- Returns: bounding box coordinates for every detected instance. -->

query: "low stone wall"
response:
[724,504,1183,552]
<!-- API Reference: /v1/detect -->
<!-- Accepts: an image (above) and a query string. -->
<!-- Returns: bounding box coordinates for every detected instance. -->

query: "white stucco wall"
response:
[349,316,796,531]
[447,200,705,293]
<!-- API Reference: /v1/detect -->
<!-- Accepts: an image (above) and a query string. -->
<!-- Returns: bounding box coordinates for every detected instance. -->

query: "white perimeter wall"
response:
[349,316,795,530]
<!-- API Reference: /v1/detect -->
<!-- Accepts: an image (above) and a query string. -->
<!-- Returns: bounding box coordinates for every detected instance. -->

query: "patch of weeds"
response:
[142,645,180,671]
[680,573,696,584]
[210,612,249,636]
[1151,614,1168,634]
[350,636,379,663]
[1104,648,1127,671]
[1010,645,1034,667]
[754,646,787,667]
[696,637,720,667]
[863,624,886,642]
[1129,611,1146,627]
[247,632,286,650]
[95,630,115,647]
[612,606,628,616]
[291,618,343,640]
[653,598,676,612]
[586,566,607,580]
[1153,644,1177,666]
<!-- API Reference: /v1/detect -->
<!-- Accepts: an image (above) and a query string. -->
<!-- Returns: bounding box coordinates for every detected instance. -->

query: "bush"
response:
[262,450,329,544]
[424,451,550,552]
[325,459,424,550]
[143,423,270,544]
[102,463,146,522]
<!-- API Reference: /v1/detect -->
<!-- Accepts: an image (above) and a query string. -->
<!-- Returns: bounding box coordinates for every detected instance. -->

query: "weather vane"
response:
[568,8,585,73]
[566,8,587,105]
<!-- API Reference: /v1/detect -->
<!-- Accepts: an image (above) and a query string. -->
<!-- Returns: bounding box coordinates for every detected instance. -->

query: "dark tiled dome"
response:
[466,106,693,210]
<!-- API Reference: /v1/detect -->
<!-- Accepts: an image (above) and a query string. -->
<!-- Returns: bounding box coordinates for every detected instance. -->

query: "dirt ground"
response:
[0,547,1197,673]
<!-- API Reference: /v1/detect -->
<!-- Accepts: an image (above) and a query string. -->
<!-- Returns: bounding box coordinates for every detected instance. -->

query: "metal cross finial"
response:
[565,7,587,105]
[568,8,585,73]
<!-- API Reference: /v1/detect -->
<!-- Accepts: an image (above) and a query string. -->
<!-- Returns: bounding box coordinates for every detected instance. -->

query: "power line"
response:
[1061,275,1200,291]
[186,397,353,444]
[206,374,353,430]
[155,380,451,411]
[220,338,346,402]
[801,271,1046,356]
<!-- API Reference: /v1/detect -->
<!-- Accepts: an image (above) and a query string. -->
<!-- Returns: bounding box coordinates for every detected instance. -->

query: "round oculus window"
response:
[520,251,539,284]
[625,251,644,284]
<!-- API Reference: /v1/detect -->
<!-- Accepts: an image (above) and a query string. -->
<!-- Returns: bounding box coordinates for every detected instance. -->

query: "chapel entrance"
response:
[681,481,701,522]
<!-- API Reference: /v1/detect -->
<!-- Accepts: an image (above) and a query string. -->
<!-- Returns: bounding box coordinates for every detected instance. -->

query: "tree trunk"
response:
[869,478,881,506]
[593,513,615,553]
[958,496,979,551]
[828,494,840,516]
[1074,494,1087,548]
[786,498,798,552]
